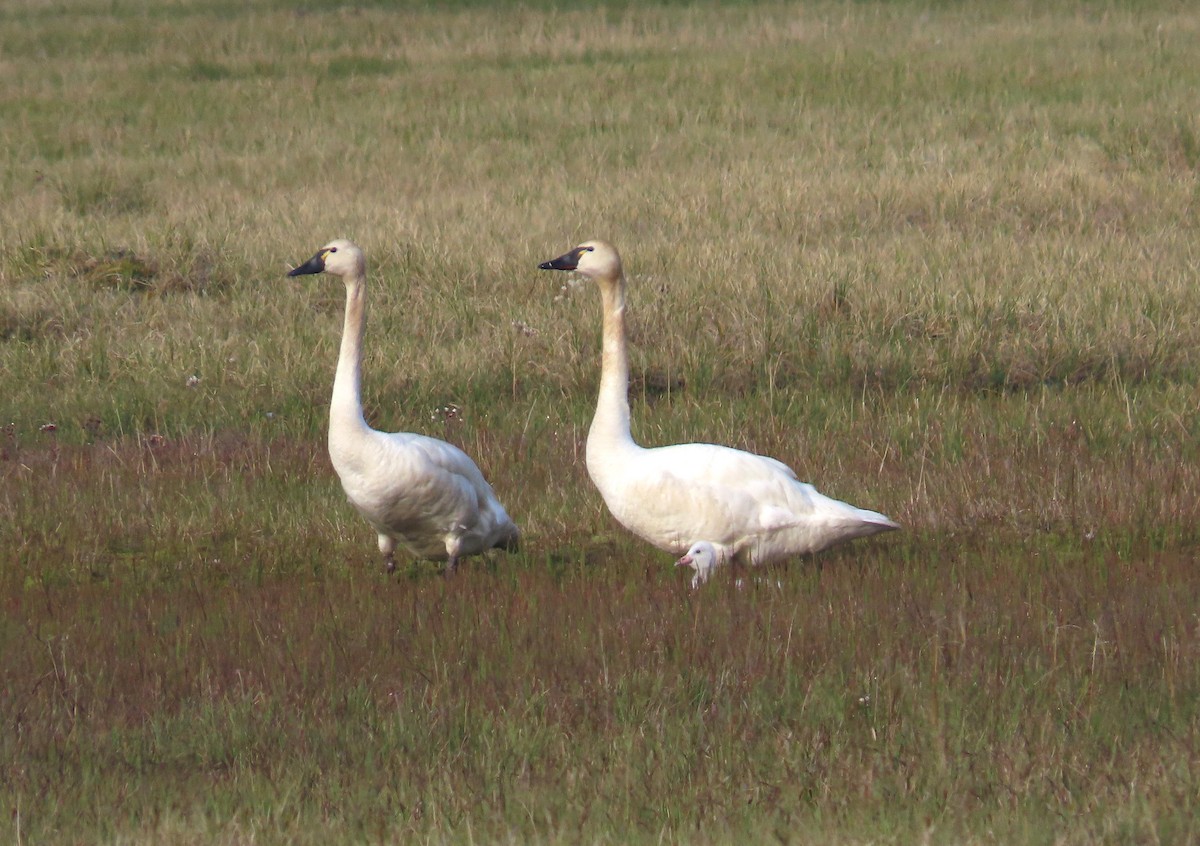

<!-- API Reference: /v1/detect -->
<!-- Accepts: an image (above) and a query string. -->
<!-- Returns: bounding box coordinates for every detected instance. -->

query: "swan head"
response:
[538,240,622,283]
[676,541,721,588]
[288,239,365,280]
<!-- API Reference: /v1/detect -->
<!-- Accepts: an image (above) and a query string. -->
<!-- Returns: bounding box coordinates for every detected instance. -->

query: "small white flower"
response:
[185,375,200,388]
[553,278,585,302]
[433,403,461,421]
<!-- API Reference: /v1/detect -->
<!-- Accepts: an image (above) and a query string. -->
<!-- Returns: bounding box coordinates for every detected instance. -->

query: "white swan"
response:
[289,239,519,574]
[677,541,782,590]
[540,240,897,585]
[676,541,725,589]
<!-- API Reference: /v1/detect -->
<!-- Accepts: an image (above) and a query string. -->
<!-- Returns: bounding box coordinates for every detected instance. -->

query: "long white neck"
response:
[330,273,372,441]
[589,274,633,449]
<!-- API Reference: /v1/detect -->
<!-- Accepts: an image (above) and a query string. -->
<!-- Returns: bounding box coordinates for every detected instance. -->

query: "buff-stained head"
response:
[288,239,365,279]
[538,239,622,282]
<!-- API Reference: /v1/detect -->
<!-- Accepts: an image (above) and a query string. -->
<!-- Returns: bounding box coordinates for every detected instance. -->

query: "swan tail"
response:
[808,491,900,540]
[857,508,901,534]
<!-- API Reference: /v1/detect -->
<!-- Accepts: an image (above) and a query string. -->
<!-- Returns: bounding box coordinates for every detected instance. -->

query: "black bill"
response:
[538,246,586,272]
[288,251,326,277]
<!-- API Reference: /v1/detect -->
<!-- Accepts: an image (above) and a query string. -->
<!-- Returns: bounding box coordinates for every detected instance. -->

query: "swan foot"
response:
[441,557,458,577]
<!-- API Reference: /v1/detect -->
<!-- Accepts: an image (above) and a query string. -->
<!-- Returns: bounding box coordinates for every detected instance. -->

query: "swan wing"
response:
[401,434,517,539]
[596,456,802,554]
[405,435,519,550]
[336,432,515,559]
[594,446,893,561]
[757,504,807,532]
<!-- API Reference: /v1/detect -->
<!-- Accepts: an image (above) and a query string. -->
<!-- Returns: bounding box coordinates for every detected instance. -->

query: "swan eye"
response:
[328,247,338,253]
[583,246,594,252]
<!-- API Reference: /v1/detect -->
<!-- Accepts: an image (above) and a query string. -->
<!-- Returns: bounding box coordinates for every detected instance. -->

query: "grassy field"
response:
[3,0,1200,842]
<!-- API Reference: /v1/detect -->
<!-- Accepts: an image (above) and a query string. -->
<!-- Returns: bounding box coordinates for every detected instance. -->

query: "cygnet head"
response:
[288,239,365,280]
[676,541,720,588]
[538,240,622,283]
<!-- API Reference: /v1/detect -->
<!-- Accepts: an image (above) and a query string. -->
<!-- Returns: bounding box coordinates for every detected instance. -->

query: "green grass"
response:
[3,1,1200,843]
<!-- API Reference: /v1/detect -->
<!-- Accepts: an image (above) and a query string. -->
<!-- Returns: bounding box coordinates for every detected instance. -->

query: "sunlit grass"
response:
[3,1,1200,843]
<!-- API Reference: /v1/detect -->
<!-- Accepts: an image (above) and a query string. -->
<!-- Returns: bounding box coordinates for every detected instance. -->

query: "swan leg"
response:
[442,535,466,576]
[378,534,397,575]
[690,565,714,589]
